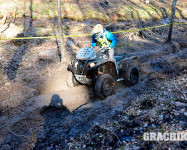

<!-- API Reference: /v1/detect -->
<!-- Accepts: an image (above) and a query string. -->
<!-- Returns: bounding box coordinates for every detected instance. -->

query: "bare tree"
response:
[166,0,177,43]
[57,0,65,62]
[29,0,33,28]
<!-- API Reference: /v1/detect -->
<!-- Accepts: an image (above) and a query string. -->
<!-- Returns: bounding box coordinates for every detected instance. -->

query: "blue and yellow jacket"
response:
[91,29,117,48]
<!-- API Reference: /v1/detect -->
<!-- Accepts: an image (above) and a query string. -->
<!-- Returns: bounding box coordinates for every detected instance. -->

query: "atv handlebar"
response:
[98,47,110,53]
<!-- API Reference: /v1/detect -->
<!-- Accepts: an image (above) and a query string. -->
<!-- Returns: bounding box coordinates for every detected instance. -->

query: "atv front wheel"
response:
[124,66,139,86]
[95,74,115,99]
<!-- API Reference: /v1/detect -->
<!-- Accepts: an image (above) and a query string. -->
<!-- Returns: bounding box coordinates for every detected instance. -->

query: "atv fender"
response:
[96,61,117,77]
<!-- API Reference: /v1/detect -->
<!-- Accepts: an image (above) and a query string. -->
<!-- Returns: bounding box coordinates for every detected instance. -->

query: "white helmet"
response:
[92,24,104,34]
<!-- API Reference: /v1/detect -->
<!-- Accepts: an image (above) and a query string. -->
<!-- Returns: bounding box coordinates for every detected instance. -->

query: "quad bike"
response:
[67,47,139,99]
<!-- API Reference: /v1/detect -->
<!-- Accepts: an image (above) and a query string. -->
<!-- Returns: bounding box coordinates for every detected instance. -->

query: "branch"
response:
[7,127,35,147]
[1,4,18,33]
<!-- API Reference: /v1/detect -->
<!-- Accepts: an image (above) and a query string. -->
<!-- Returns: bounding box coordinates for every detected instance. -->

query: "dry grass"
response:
[0,0,186,22]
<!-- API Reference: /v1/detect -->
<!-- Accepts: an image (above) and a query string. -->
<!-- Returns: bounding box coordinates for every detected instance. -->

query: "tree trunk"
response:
[57,0,65,62]
[29,0,33,28]
[166,0,177,43]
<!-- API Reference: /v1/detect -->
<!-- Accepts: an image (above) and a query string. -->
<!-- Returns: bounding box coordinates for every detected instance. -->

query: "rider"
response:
[91,24,117,61]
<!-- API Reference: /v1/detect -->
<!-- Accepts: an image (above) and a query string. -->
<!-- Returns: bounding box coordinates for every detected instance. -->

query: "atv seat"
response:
[114,56,124,62]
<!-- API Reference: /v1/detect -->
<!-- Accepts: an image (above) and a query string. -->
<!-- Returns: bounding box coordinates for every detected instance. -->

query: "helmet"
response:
[92,24,104,34]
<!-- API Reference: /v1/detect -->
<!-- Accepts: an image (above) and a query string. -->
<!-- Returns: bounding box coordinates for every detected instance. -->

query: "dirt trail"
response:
[27,85,90,112]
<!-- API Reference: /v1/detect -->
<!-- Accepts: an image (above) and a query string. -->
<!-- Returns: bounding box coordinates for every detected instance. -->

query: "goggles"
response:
[95,32,103,39]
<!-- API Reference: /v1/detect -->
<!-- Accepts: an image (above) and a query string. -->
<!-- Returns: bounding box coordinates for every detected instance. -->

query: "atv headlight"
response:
[70,59,75,65]
[88,62,96,68]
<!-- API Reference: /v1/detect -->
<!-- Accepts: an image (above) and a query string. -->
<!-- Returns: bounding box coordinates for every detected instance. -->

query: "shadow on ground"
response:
[33,94,70,149]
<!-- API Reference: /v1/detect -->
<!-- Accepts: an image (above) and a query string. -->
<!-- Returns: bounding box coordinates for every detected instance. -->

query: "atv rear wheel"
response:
[95,74,115,99]
[124,66,139,86]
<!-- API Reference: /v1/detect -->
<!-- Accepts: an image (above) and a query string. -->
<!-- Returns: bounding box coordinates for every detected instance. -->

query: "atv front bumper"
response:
[67,64,93,85]
[74,74,92,84]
